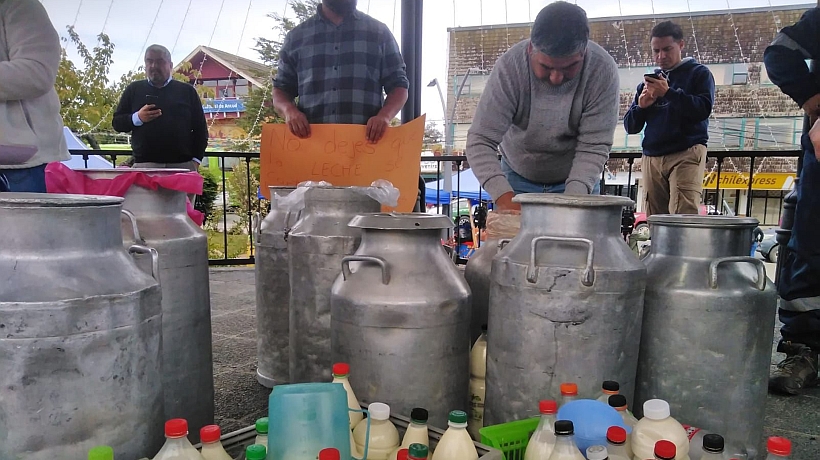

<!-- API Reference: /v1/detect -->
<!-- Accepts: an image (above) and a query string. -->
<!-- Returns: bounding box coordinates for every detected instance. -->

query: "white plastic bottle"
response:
[199,425,231,460]
[631,399,690,460]
[766,437,791,460]
[683,425,745,459]
[559,383,579,407]
[431,410,478,460]
[254,417,268,449]
[547,420,585,460]
[597,381,620,403]
[587,445,609,460]
[608,395,638,427]
[152,419,205,460]
[655,440,677,460]
[524,400,558,460]
[389,408,430,460]
[333,362,364,429]
[354,402,400,460]
[606,426,632,460]
[468,326,487,440]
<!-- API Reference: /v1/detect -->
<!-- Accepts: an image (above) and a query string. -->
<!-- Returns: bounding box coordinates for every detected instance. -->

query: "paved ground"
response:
[209,266,819,458]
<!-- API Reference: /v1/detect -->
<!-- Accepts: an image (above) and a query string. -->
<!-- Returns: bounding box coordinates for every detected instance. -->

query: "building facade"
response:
[445,4,812,224]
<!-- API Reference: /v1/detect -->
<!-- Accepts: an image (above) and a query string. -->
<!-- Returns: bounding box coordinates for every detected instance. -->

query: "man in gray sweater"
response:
[466,2,620,211]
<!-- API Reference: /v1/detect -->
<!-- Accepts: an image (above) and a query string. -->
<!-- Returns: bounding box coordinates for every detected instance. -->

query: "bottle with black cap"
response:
[547,420,584,460]
[597,381,620,404]
[607,394,638,428]
[389,408,430,460]
[699,434,724,459]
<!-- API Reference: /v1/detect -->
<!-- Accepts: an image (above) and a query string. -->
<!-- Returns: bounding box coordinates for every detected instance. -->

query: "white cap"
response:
[643,399,671,420]
[586,445,609,460]
[368,402,391,421]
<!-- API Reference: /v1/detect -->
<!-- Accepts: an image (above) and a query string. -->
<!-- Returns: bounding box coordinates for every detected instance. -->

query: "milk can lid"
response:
[513,193,634,208]
[348,213,456,231]
[369,402,391,420]
[0,193,123,207]
[643,399,671,420]
[586,445,608,460]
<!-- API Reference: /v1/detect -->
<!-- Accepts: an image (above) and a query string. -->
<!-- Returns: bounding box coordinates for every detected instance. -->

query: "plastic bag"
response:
[276,179,400,213]
[44,162,205,225]
[485,211,521,239]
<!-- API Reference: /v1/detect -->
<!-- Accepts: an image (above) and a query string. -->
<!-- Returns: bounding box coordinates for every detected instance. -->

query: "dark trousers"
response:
[0,164,47,192]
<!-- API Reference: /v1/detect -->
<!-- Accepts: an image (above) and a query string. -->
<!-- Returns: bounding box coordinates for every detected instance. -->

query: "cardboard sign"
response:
[260,115,426,212]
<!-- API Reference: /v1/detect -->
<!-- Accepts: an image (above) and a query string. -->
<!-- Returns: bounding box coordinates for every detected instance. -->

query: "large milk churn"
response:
[255,186,297,387]
[484,194,646,425]
[0,193,165,460]
[289,186,381,383]
[331,213,472,429]
[634,215,777,459]
[80,168,214,441]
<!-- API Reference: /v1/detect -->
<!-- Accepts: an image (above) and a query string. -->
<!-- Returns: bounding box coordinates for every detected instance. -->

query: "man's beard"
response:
[325,0,357,16]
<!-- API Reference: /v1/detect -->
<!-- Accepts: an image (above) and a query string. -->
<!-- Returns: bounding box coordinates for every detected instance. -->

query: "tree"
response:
[423,122,444,149]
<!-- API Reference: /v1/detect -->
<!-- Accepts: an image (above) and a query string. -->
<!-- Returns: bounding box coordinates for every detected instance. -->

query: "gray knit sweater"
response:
[466,39,620,199]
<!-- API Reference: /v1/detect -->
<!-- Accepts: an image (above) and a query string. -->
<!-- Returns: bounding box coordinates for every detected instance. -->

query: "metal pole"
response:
[443,68,474,219]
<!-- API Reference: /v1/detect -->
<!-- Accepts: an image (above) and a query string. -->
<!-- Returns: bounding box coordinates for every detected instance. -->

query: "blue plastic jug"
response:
[268,382,369,460]
[557,399,630,454]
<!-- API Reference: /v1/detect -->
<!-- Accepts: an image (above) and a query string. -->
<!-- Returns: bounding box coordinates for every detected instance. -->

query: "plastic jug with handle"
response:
[268,382,370,460]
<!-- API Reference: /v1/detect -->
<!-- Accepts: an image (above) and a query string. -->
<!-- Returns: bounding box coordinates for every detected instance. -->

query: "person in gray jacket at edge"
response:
[465,1,620,212]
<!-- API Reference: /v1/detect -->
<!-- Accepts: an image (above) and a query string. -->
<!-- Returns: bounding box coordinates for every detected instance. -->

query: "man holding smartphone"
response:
[112,44,208,175]
[623,21,715,217]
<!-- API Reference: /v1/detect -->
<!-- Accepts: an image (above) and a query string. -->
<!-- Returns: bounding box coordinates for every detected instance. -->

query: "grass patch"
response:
[207,230,249,260]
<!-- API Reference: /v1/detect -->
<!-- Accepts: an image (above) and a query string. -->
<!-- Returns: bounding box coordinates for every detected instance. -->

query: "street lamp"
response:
[426,67,483,219]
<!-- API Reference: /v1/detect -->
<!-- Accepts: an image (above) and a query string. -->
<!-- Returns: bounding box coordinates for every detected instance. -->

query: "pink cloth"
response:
[45,162,205,225]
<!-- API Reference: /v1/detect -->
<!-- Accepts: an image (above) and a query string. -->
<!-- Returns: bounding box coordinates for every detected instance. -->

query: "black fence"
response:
[69,148,801,265]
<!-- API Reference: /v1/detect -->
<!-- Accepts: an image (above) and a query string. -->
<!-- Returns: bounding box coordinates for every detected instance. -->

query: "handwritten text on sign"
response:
[259,115,425,212]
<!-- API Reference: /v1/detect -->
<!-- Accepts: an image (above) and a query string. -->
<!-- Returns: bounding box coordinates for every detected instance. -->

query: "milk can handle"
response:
[252,212,261,237]
[121,209,145,244]
[709,256,766,291]
[498,238,512,249]
[341,256,390,285]
[527,236,595,287]
[128,244,160,283]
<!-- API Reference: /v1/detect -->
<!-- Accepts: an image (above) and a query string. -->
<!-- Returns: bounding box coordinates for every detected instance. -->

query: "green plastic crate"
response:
[479,417,540,460]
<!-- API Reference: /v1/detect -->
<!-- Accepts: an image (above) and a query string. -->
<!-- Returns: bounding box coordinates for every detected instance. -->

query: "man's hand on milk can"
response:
[494,192,521,213]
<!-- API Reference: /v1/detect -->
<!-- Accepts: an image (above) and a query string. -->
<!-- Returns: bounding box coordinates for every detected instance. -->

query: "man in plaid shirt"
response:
[272,0,409,144]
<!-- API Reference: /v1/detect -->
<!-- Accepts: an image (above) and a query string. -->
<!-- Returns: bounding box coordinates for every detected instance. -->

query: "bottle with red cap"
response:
[332,362,364,429]
[631,399,689,460]
[524,400,558,460]
[605,426,632,460]
[199,425,231,460]
[152,419,205,460]
[320,448,341,460]
[766,436,791,459]
[559,383,579,407]
[655,440,677,460]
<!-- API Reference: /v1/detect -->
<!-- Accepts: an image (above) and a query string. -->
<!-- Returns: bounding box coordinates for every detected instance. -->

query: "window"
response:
[203,80,218,87]
[732,63,748,85]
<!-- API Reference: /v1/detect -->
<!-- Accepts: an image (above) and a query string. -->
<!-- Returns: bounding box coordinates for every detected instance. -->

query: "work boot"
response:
[769,341,819,395]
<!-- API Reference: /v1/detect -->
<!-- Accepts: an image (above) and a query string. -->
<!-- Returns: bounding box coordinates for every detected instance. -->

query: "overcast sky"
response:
[41,0,809,130]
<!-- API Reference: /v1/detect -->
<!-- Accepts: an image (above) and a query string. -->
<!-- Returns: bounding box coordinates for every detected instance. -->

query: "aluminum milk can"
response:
[288,186,381,383]
[331,213,472,429]
[80,168,214,441]
[255,186,297,387]
[0,193,164,460]
[465,241,497,344]
[634,215,777,459]
[484,194,646,425]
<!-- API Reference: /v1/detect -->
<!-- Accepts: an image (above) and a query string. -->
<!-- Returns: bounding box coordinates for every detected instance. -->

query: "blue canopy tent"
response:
[425,168,490,205]
[61,127,114,169]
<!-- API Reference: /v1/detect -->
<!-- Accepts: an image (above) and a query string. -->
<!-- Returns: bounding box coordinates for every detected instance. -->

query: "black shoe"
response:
[769,342,819,395]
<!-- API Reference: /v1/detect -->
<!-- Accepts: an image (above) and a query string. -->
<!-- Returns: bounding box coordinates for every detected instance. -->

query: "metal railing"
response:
[69,148,801,265]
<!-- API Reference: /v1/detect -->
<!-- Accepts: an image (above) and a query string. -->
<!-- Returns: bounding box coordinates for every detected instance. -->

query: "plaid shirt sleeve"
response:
[380,24,409,94]
[274,31,299,97]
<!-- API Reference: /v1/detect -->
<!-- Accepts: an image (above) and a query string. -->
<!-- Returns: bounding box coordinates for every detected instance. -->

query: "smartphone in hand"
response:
[644,73,663,80]
[145,94,160,110]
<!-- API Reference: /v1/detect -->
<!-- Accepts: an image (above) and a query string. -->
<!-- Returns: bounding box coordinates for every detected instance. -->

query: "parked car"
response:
[633,201,735,237]
[757,227,779,263]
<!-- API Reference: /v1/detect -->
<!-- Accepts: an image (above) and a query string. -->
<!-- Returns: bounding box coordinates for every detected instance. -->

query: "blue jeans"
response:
[0,164,47,192]
[501,158,601,194]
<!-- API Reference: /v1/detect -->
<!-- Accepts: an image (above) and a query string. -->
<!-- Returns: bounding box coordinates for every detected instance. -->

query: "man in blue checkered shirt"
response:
[272,0,409,144]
